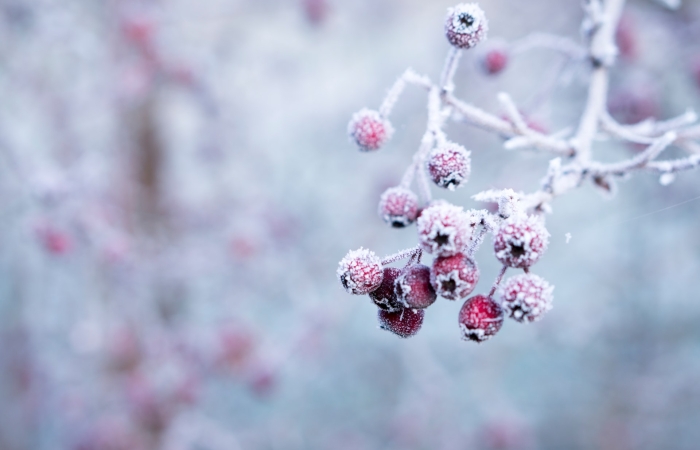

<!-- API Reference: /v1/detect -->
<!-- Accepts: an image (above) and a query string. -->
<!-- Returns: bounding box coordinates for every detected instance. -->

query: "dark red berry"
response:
[378,187,419,228]
[369,267,403,312]
[493,215,549,269]
[445,3,488,50]
[378,308,424,338]
[426,142,471,190]
[499,274,553,323]
[481,48,508,75]
[458,295,504,343]
[395,264,437,309]
[431,253,479,300]
[337,248,384,294]
[348,108,393,152]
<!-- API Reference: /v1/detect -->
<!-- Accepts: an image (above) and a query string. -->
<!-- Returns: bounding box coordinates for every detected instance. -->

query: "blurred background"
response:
[1,0,700,449]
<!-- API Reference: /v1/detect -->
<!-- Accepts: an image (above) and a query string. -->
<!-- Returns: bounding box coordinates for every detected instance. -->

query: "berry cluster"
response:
[338,3,561,343]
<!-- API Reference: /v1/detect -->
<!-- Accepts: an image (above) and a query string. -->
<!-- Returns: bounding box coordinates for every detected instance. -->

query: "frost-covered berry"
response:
[458,295,503,343]
[445,3,488,50]
[431,253,479,300]
[416,203,471,257]
[337,248,384,294]
[499,274,553,323]
[493,215,549,269]
[347,108,393,152]
[481,48,508,75]
[378,187,419,228]
[369,267,403,312]
[426,142,471,190]
[395,264,437,309]
[378,308,424,338]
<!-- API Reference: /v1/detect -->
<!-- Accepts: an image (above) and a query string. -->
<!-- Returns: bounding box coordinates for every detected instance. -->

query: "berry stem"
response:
[439,47,462,93]
[488,265,508,298]
[381,246,421,266]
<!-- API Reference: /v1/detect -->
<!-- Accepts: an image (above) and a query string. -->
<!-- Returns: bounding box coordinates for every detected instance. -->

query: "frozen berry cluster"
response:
[338,3,556,343]
[338,203,555,342]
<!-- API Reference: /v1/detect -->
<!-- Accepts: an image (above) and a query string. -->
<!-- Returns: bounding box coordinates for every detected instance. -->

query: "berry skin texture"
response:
[337,248,384,295]
[481,48,508,75]
[416,203,471,257]
[499,274,554,323]
[426,142,471,190]
[378,308,425,338]
[458,295,504,343]
[378,187,419,228]
[431,253,479,300]
[445,3,488,50]
[493,215,549,269]
[395,264,437,309]
[369,267,403,312]
[347,108,394,152]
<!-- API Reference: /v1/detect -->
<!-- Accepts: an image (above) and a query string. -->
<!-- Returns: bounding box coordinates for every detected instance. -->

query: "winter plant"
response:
[337,1,700,342]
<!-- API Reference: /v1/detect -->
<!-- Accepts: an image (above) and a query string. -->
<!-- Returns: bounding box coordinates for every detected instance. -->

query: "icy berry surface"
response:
[416,203,471,257]
[426,142,471,190]
[431,253,479,300]
[458,295,504,342]
[347,108,393,152]
[378,187,419,228]
[395,264,437,309]
[378,308,425,338]
[499,273,553,322]
[369,267,403,312]
[445,3,488,49]
[337,248,384,295]
[493,215,549,269]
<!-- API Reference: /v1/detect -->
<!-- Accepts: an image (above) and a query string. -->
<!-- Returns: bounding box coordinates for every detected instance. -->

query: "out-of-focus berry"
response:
[615,14,637,62]
[499,274,553,323]
[337,248,384,294]
[369,267,403,312]
[481,48,508,75]
[431,253,479,300]
[37,227,72,255]
[395,264,437,309]
[426,142,471,190]
[445,3,488,50]
[303,0,328,26]
[692,57,700,90]
[493,216,549,269]
[458,295,503,343]
[378,187,419,228]
[347,108,393,152]
[608,89,658,125]
[416,203,471,257]
[378,308,424,338]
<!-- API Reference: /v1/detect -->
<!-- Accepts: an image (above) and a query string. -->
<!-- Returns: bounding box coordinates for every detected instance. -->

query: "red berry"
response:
[445,3,488,50]
[493,215,549,269]
[431,253,479,300]
[615,14,637,62]
[38,227,72,255]
[458,295,503,343]
[369,267,403,312]
[337,248,384,294]
[499,274,553,323]
[426,142,471,190]
[395,264,437,309]
[481,48,508,75]
[378,187,419,228]
[378,308,424,338]
[348,108,393,152]
[416,203,471,257]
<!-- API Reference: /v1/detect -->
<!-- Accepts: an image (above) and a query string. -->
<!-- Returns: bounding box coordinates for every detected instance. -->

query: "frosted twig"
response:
[439,47,462,93]
[488,265,508,298]
[591,131,676,175]
[381,246,422,266]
